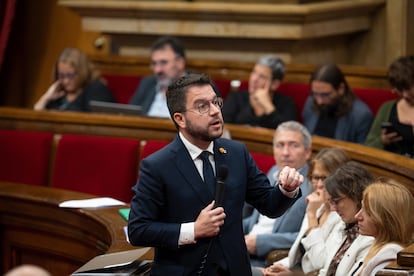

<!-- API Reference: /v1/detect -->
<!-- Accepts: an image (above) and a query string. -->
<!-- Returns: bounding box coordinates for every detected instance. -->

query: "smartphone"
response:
[381,122,399,134]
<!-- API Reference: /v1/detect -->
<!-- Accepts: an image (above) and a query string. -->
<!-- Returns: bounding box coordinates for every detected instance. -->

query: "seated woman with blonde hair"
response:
[34,48,114,112]
[353,179,414,276]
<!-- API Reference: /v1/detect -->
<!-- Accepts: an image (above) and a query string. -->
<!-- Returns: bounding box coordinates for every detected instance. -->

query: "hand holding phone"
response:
[381,122,399,135]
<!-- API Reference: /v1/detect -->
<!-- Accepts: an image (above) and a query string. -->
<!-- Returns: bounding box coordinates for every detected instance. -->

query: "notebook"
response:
[89,100,143,116]
[119,208,130,221]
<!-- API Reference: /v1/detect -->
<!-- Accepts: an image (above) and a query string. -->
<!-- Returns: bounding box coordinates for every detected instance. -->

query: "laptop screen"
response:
[89,100,143,116]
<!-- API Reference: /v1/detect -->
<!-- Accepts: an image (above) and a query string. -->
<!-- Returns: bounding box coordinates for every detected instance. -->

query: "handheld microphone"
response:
[214,165,228,208]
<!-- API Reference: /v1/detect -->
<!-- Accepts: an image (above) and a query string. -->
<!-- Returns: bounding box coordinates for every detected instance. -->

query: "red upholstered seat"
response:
[353,87,398,115]
[51,134,140,203]
[102,74,142,104]
[250,152,276,175]
[140,140,170,160]
[0,129,53,186]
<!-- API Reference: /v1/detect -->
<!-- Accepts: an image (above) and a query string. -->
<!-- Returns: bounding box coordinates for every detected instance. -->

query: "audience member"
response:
[353,179,414,276]
[243,121,313,274]
[127,73,304,275]
[263,147,349,275]
[302,64,373,144]
[34,48,114,112]
[222,55,297,129]
[4,264,51,276]
[365,55,414,158]
[128,35,186,118]
[318,161,374,276]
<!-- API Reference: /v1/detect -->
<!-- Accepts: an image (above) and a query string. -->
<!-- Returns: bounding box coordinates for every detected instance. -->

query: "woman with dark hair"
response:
[365,55,414,158]
[353,179,414,275]
[302,64,373,144]
[262,148,350,276]
[34,48,114,111]
[319,161,374,276]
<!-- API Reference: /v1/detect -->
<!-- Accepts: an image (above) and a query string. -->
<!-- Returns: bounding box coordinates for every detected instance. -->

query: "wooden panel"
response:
[0,182,151,275]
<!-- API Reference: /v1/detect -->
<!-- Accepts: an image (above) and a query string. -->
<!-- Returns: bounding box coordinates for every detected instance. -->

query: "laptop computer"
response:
[89,100,143,116]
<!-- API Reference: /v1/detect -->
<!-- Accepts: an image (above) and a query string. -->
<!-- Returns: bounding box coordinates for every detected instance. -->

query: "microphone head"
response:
[217,165,229,181]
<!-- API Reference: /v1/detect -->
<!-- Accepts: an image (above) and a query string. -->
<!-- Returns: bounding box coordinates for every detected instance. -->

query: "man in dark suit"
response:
[128,35,186,117]
[128,73,304,276]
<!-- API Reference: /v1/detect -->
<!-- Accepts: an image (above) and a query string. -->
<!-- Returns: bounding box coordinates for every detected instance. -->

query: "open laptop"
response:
[89,100,143,116]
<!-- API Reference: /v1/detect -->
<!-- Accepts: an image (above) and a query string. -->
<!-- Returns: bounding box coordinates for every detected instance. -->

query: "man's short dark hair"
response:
[166,73,212,125]
[151,35,186,59]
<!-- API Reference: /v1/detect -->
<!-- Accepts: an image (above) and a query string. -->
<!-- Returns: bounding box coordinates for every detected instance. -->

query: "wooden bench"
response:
[0,107,413,274]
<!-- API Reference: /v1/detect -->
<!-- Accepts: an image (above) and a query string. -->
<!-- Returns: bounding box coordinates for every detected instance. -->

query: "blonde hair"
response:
[54,48,100,88]
[362,179,414,263]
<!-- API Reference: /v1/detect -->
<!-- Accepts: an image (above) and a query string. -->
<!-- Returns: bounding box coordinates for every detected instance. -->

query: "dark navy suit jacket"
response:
[128,136,300,275]
[128,76,157,114]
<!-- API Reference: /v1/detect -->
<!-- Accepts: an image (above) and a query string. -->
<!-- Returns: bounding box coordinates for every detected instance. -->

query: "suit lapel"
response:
[172,137,213,205]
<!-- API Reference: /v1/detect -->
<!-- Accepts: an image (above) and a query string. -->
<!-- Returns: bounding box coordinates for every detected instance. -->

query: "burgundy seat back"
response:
[51,134,140,202]
[250,152,276,175]
[0,129,54,186]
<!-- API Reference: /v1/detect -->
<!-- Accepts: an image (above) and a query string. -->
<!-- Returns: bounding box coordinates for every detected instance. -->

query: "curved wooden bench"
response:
[0,182,152,275]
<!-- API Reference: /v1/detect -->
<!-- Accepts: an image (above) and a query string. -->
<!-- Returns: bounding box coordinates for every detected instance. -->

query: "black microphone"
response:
[214,165,228,208]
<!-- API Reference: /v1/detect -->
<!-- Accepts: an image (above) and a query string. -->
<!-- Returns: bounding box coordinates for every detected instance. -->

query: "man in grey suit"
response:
[128,73,305,276]
[243,121,313,275]
[129,36,186,117]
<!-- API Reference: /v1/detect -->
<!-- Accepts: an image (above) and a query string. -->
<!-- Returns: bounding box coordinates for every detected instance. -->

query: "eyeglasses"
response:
[328,196,346,206]
[311,175,327,183]
[150,56,180,69]
[57,72,77,80]
[312,91,332,99]
[185,97,224,114]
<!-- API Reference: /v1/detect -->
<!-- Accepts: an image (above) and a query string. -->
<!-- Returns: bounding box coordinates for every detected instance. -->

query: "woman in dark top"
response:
[34,48,114,112]
[222,55,297,129]
[365,55,414,158]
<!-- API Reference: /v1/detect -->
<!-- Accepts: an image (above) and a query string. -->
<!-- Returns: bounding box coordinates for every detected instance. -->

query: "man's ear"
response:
[178,57,186,72]
[173,112,186,129]
[270,79,281,92]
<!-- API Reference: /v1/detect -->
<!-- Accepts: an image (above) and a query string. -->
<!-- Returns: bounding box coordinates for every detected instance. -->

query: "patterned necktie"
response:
[326,223,359,276]
[199,151,215,195]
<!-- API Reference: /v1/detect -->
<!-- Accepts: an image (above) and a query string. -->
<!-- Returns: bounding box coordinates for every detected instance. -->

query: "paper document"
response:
[59,197,126,208]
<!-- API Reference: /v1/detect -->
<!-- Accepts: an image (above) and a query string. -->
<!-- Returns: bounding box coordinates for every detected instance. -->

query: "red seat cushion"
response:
[51,134,140,202]
[0,130,53,186]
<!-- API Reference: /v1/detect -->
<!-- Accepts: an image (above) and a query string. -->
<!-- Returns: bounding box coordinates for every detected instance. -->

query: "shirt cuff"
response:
[278,184,299,198]
[178,222,196,245]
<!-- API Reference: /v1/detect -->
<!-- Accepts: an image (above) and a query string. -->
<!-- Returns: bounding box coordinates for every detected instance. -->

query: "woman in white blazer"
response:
[263,148,349,275]
[265,161,375,276]
[352,180,414,276]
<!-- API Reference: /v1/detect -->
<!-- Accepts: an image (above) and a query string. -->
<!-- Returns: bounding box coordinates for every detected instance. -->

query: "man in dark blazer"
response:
[128,73,304,276]
[128,36,186,118]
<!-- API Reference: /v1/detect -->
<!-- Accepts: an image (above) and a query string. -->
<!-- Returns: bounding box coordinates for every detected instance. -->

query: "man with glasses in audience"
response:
[129,35,187,118]
[302,64,373,144]
[243,121,313,275]
[128,74,305,276]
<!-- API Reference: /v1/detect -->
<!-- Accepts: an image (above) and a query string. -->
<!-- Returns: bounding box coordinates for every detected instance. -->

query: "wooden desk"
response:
[0,182,153,275]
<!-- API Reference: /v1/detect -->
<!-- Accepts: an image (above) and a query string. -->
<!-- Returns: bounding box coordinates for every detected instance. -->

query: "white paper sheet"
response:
[59,197,126,208]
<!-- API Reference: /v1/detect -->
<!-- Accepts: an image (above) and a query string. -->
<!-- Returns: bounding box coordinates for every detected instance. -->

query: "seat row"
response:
[0,129,274,203]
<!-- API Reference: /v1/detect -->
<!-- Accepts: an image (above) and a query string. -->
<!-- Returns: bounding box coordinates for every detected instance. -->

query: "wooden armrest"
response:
[266,249,289,265]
